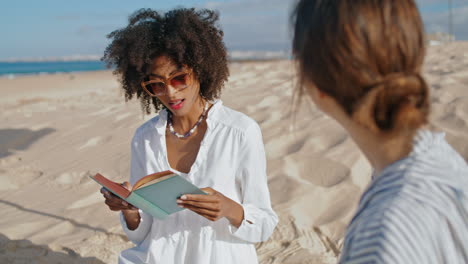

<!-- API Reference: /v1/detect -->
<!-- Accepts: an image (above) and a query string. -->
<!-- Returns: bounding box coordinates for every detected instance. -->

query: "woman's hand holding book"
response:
[176,187,244,228]
[101,182,141,230]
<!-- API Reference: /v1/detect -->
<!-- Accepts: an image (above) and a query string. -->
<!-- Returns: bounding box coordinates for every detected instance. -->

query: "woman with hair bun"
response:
[100,8,277,264]
[292,0,468,263]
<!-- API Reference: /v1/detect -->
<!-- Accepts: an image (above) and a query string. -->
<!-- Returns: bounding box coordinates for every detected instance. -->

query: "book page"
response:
[132,170,176,191]
[135,174,176,190]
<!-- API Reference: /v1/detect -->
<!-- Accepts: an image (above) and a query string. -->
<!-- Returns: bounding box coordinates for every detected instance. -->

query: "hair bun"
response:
[372,73,429,131]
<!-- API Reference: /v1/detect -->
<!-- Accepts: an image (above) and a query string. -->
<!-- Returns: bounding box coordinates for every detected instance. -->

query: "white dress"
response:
[118,100,278,264]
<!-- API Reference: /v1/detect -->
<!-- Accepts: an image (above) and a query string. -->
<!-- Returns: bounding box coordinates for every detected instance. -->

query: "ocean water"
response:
[0,61,108,77]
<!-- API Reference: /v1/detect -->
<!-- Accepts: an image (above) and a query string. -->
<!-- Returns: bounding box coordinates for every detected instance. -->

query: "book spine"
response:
[126,193,169,220]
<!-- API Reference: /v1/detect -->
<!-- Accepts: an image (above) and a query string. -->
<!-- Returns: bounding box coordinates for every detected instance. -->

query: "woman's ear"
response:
[310,86,346,121]
[318,89,327,99]
[308,84,328,107]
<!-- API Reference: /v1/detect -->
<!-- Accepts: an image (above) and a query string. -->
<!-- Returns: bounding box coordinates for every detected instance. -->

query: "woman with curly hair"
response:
[100,8,278,264]
[292,0,468,263]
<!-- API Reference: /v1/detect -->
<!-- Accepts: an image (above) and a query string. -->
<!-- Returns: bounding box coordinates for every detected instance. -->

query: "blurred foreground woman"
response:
[292,0,468,263]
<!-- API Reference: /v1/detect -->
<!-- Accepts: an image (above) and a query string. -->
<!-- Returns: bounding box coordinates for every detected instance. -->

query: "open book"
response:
[90,170,206,220]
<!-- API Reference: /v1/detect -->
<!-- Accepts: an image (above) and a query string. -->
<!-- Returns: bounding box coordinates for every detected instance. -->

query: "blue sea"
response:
[0,61,108,77]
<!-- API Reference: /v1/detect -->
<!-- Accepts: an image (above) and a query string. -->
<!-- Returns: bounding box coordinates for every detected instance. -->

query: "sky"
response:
[0,0,467,61]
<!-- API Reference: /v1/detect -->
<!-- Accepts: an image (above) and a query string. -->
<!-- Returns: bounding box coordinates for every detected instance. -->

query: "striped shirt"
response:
[339,130,468,264]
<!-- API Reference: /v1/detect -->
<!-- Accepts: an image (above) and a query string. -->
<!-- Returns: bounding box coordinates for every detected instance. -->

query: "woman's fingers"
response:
[177,199,220,211]
[105,198,124,207]
[177,191,221,211]
[177,187,225,221]
[121,181,132,190]
[179,187,243,226]
[179,193,218,203]
[106,200,137,211]
[182,204,220,220]
[105,197,125,207]
[200,187,216,195]
[102,192,121,203]
[101,187,137,211]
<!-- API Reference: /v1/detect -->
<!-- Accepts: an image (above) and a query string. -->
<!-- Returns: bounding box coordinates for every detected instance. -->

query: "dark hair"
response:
[102,8,229,114]
[292,0,429,133]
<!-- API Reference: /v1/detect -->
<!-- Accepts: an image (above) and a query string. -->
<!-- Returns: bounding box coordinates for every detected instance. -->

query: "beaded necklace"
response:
[168,102,209,139]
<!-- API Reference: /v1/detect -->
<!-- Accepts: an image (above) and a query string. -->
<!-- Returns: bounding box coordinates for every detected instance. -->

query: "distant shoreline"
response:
[0,56,103,63]
[0,58,291,78]
[0,57,291,64]
[0,60,109,77]
[0,50,291,63]
[0,69,112,79]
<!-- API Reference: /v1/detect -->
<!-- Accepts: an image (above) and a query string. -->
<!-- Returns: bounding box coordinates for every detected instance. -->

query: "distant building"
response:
[426,32,455,46]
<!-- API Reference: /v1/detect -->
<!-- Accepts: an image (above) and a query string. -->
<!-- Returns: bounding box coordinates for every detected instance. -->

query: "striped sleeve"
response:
[340,130,468,264]
[339,197,441,264]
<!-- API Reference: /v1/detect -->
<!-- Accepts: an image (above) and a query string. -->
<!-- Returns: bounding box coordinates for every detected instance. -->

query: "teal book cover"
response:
[91,171,206,220]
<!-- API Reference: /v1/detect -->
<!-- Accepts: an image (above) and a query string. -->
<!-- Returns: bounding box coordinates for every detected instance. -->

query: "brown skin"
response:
[101,55,244,230]
[177,188,244,225]
[100,183,140,230]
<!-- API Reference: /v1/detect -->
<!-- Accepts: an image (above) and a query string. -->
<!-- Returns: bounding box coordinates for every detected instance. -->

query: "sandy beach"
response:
[1,42,467,263]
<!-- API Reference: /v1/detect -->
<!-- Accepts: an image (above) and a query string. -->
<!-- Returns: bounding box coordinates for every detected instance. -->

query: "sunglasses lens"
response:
[170,73,188,89]
[143,71,190,96]
[146,82,165,95]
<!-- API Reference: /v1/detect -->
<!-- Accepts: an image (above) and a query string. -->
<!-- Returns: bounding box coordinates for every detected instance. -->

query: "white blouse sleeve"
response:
[229,122,278,243]
[119,133,153,245]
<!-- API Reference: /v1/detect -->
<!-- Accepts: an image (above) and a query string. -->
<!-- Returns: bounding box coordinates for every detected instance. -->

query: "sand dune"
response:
[0,43,467,263]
